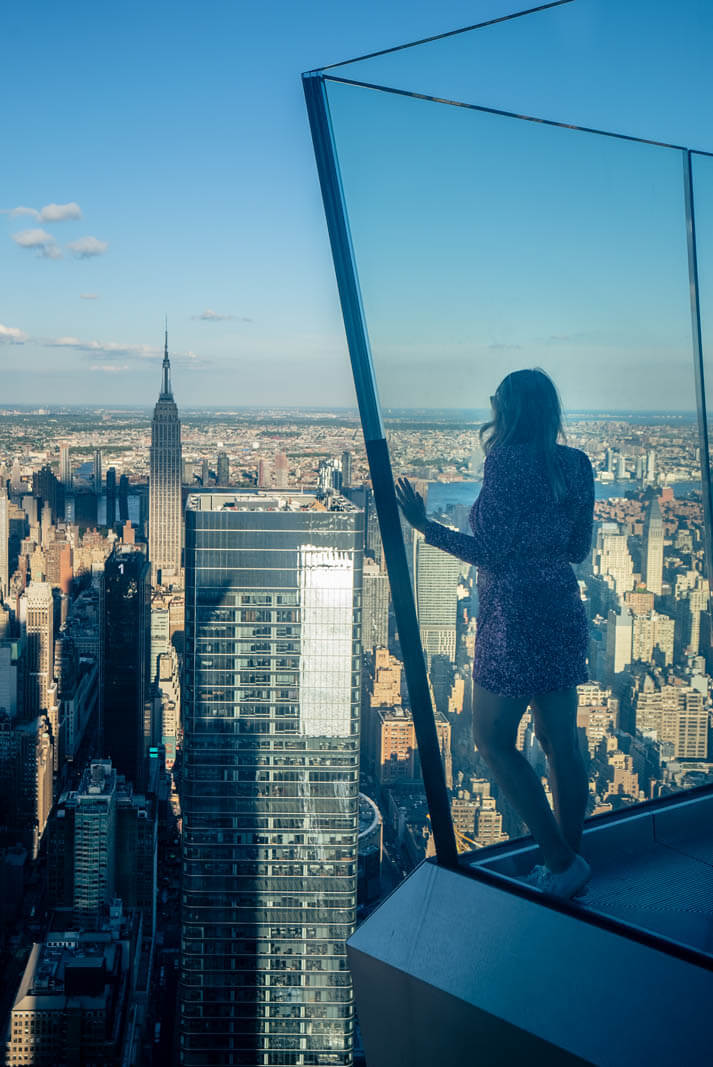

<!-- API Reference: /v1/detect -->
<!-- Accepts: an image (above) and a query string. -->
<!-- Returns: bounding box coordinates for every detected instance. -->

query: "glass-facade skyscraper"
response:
[180,490,362,1067]
[102,546,151,787]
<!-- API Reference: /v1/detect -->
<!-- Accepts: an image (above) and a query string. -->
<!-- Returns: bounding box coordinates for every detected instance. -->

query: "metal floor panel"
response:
[585,840,713,914]
[653,832,713,867]
[579,838,713,954]
[471,793,713,959]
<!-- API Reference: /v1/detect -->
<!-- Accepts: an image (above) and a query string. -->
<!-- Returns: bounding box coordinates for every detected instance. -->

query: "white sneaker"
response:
[522,855,591,899]
[522,863,549,887]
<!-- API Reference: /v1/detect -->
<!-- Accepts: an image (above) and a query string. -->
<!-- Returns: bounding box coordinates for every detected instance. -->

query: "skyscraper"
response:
[106,467,117,528]
[216,451,229,486]
[48,757,157,933]
[594,522,634,596]
[149,329,182,585]
[60,445,72,488]
[93,448,102,494]
[643,493,664,596]
[181,490,362,1066]
[606,607,633,680]
[102,547,150,786]
[0,487,9,600]
[118,474,129,523]
[646,448,657,483]
[341,450,352,489]
[413,528,462,663]
[25,580,54,717]
[274,451,289,489]
[73,759,118,921]
[362,556,389,652]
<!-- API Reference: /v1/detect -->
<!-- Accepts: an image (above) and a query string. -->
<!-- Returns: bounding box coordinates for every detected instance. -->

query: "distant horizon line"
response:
[0,404,702,417]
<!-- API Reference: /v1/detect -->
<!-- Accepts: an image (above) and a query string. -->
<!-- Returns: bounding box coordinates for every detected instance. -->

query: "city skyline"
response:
[2,353,713,1060]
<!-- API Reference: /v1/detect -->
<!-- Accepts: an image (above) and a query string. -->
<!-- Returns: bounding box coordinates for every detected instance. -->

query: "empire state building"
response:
[149,330,182,585]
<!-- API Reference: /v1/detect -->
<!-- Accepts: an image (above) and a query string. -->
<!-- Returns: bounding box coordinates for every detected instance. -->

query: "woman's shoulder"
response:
[556,444,593,470]
[483,443,533,481]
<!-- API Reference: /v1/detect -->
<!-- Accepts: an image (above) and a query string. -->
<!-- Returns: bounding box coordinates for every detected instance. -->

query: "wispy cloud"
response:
[67,236,108,258]
[3,201,82,221]
[541,331,607,346]
[46,336,158,359]
[5,206,41,219]
[80,293,99,300]
[90,363,130,374]
[193,308,252,322]
[0,323,27,344]
[487,342,522,351]
[43,334,211,368]
[11,228,62,258]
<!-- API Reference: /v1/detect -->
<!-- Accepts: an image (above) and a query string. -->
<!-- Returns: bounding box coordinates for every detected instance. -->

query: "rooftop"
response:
[186,489,360,513]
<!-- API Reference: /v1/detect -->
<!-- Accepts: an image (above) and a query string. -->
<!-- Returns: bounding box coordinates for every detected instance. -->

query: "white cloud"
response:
[6,206,40,219]
[80,293,99,300]
[11,228,61,258]
[12,227,55,247]
[90,363,130,373]
[67,235,108,258]
[39,201,81,222]
[193,308,252,322]
[43,334,211,369]
[194,308,234,321]
[46,336,158,359]
[3,201,82,221]
[0,323,27,344]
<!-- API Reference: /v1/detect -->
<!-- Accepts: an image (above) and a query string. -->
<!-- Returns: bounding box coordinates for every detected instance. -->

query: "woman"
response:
[395,368,594,899]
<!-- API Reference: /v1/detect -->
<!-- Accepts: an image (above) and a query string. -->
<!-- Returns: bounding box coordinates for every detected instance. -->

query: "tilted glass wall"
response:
[305,0,713,881]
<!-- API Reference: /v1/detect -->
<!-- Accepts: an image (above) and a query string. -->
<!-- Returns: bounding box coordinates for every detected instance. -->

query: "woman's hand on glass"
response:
[395,477,427,533]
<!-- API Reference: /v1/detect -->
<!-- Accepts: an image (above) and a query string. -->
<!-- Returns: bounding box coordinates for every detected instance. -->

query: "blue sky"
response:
[1,0,712,411]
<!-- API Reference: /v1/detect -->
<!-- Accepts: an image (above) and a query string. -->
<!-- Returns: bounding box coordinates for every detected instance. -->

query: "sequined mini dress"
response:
[424,442,594,699]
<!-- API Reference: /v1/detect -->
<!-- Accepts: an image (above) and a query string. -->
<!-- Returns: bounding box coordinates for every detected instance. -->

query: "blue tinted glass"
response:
[325,75,712,869]
[326,0,713,153]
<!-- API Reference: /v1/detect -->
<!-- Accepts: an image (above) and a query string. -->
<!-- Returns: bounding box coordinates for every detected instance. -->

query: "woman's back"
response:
[474,442,594,571]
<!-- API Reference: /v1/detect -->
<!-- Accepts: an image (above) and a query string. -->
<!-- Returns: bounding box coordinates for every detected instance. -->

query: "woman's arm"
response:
[567,451,595,563]
[399,448,520,567]
[423,519,481,564]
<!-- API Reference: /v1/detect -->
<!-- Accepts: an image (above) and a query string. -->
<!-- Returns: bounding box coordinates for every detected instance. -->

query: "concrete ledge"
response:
[348,862,713,1067]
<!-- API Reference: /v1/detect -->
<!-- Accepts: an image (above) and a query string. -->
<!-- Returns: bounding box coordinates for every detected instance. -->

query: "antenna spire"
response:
[161,317,171,395]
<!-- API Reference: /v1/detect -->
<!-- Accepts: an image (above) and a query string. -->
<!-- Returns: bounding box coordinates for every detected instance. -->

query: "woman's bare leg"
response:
[473,684,576,873]
[530,687,589,854]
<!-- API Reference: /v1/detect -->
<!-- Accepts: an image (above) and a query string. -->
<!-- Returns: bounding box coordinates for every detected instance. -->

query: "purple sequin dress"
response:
[424,443,594,699]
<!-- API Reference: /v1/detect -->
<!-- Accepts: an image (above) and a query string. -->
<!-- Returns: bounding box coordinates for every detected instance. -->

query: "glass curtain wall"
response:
[306,2,713,877]
[181,494,362,1066]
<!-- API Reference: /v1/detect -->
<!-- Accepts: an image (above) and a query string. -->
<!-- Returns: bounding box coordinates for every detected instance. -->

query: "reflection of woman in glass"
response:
[396,368,594,899]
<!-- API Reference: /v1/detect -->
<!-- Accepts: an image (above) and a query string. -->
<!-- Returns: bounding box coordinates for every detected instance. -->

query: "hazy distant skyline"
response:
[2,0,712,411]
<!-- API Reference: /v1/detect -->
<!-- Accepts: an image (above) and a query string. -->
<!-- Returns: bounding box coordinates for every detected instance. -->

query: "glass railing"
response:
[305,0,713,893]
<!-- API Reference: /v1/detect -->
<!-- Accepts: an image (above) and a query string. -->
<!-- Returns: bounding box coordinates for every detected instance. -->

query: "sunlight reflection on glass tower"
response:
[180,491,362,1066]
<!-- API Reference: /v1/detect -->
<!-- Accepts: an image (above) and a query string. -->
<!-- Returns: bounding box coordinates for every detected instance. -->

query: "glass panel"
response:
[326,0,713,153]
[326,77,711,876]
[693,150,713,545]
